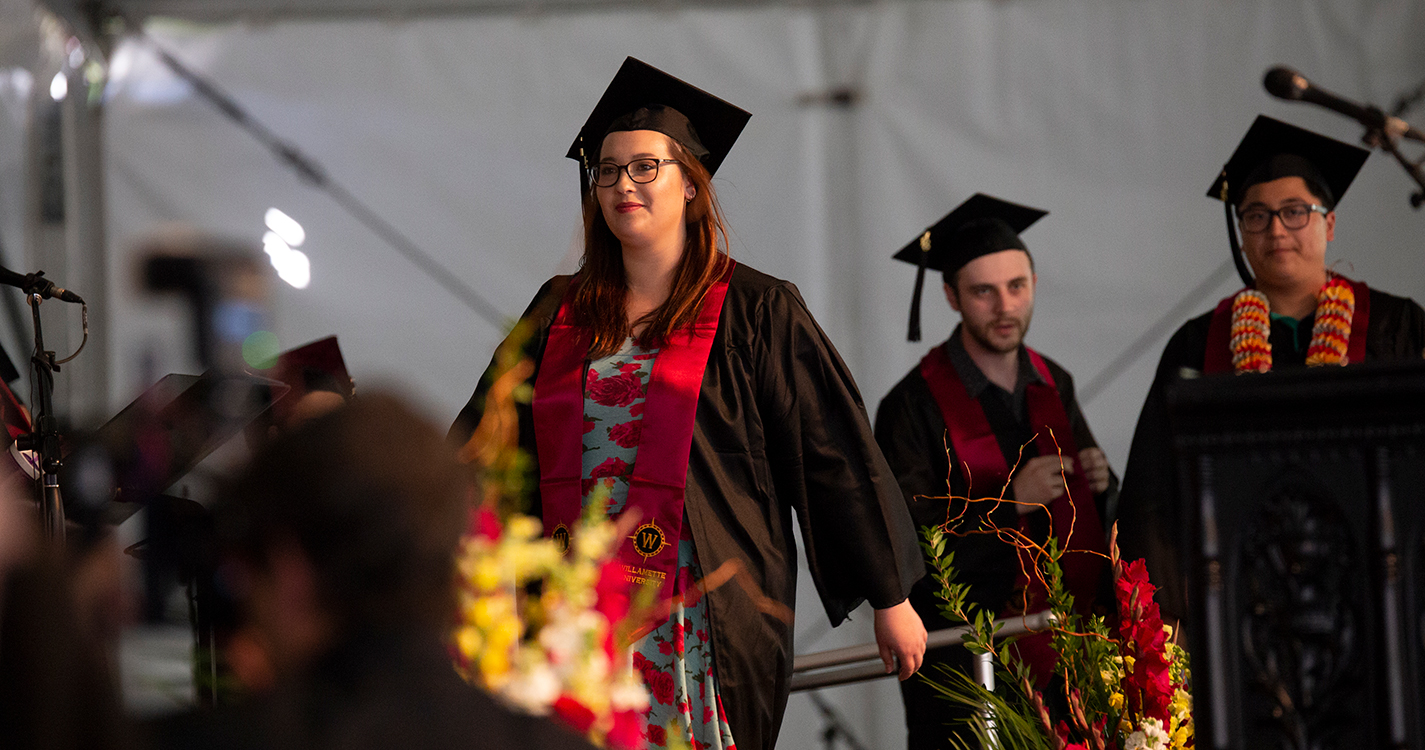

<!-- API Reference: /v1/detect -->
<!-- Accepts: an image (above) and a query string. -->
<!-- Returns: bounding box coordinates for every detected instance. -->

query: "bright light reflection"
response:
[264,207,305,247]
[273,249,311,289]
[49,72,67,101]
[262,229,311,289]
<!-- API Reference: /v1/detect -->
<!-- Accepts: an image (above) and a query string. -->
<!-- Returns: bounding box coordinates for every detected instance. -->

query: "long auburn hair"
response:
[568,136,732,359]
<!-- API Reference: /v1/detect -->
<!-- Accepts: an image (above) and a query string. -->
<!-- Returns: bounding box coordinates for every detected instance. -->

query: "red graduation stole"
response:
[918,343,1106,682]
[532,262,735,612]
[1202,275,1371,374]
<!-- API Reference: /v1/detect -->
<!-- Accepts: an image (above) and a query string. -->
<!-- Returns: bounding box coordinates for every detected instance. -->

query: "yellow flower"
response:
[480,645,510,680]
[454,625,483,661]
[474,558,504,591]
[506,515,542,540]
[1109,692,1124,711]
[1123,654,1136,671]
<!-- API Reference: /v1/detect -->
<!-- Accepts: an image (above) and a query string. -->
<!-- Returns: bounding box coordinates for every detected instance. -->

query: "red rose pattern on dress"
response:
[581,339,736,750]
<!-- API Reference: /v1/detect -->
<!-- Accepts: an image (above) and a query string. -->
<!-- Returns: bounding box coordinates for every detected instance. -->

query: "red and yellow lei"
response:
[1228,273,1355,374]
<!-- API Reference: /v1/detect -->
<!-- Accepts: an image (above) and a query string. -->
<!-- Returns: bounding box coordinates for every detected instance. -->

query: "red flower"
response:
[1115,558,1176,722]
[595,560,631,626]
[646,724,667,747]
[608,709,644,750]
[583,419,597,434]
[703,707,714,724]
[645,670,676,705]
[608,421,643,448]
[589,371,644,407]
[467,507,502,541]
[659,640,674,655]
[590,456,631,479]
[552,694,597,734]
[632,651,650,672]
[633,352,656,360]
[619,362,640,374]
[629,402,645,418]
[697,629,709,643]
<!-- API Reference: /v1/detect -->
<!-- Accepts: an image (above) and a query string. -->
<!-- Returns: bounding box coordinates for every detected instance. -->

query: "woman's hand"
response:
[873,599,927,680]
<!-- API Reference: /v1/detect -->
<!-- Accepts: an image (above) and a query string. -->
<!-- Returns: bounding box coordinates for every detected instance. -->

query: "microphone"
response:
[0,267,85,304]
[1264,66,1425,143]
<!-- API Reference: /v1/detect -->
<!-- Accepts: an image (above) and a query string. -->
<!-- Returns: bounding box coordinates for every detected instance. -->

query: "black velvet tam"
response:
[566,57,750,181]
[1207,115,1369,209]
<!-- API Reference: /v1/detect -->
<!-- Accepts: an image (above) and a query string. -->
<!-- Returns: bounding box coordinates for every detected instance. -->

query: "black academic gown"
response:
[874,335,1117,750]
[1117,287,1425,622]
[451,263,925,750]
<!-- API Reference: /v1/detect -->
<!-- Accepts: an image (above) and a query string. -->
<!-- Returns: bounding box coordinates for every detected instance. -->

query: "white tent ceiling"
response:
[2,0,1423,744]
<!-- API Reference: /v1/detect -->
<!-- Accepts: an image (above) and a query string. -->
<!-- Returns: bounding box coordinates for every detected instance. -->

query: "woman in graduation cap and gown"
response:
[1118,116,1425,622]
[450,58,927,750]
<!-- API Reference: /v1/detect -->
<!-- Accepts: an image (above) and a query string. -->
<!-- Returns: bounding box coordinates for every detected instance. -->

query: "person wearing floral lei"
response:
[451,58,927,750]
[877,194,1118,750]
[1119,115,1425,625]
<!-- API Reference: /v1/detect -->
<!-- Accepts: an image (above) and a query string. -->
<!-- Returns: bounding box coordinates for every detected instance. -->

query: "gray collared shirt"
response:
[943,325,1047,424]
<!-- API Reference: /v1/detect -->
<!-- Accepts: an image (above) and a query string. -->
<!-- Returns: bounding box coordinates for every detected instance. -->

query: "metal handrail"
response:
[789,611,1056,692]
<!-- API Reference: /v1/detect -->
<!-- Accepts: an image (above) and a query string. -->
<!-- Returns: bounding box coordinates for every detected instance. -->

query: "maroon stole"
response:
[1202,276,1371,374]
[918,343,1107,682]
[532,262,735,616]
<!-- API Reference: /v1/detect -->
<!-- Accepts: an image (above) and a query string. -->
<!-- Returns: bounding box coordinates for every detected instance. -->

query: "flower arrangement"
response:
[921,509,1192,749]
[451,319,668,748]
[451,501,656,749]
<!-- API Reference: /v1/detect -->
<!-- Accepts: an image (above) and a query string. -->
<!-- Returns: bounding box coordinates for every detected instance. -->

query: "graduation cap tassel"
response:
[907,265,926,342]
[907,230,931,342]
[578,143,591,198]
[1220,172,1254,287]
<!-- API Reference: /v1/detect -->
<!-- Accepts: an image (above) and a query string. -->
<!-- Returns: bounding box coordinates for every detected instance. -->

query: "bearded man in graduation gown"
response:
[1118,116,1425,623]
[875,195,1118,750]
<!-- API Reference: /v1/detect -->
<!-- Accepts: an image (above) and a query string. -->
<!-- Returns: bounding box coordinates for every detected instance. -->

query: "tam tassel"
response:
[907,230,931,342]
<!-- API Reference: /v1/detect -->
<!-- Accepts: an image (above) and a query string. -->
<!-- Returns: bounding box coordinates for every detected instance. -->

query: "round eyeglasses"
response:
[1238,203,1328,233]
[591,158,680,188]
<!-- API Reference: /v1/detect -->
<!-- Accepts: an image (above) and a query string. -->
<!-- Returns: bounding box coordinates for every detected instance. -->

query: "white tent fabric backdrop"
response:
[94,0,1424,746]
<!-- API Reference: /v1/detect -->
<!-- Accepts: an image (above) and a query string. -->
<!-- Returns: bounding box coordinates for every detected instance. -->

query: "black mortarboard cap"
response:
[566,57,751,194]
[1207,115,1369,208]
[1206,115,1369,285]
[892,194,1047,342]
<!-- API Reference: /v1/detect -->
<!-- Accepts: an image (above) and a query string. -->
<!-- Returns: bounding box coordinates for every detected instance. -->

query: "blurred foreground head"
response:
[218,393,466,659]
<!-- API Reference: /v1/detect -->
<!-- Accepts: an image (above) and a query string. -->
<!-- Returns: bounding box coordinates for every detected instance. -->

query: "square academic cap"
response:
[1207,116,1370,286]
[892,193,1047,342]
[1207,115,1369,208]
[252,336,355,428]
[566,57,751,192]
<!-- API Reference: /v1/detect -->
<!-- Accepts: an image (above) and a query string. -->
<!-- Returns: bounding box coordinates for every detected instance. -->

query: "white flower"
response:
[1125,718,1171,750]
[609,673,650,712]
[500,663,560,714]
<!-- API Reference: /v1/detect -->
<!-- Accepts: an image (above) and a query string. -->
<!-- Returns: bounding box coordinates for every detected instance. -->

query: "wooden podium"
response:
[1168,360,1425,750]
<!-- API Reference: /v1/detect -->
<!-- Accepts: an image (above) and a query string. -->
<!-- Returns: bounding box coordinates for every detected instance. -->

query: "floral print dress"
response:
[582,339,737,750]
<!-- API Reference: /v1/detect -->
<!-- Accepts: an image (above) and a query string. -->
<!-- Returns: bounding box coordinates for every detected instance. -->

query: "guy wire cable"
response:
[129,23,507,330]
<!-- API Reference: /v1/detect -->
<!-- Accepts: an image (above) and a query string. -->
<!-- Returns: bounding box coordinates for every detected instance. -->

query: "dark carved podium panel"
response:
[1167,361,1425,750]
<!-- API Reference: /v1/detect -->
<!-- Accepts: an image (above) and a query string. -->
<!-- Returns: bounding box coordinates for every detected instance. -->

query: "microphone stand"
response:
[20,292,65,542]
[1363,125,1425,209]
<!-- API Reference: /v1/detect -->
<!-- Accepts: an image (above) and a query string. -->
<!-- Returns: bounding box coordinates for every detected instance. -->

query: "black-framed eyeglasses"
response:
[1238,203,1329,233]
[591,158,680,188]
